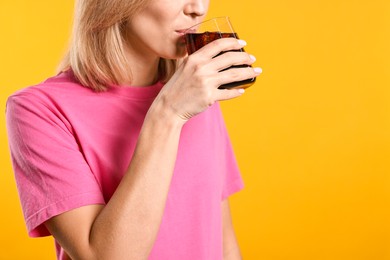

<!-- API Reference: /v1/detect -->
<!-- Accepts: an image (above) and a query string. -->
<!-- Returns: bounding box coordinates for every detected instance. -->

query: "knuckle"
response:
[185,55,196,66]
[193,63,204,72]
[247,53,254,63]
[193,74,208,87]
[224,51,237,59]
[250,67,258,77]
[237,52,251,64]
[186,58,205,75]
[209,39,222,49]
[198,77,208,87]
[206,92,216,107]
[230,69,242,81]
[242,67,253,78]
[186,56,206,71]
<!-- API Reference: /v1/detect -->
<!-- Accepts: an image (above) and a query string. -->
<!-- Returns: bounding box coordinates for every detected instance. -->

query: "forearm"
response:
[89,101,184,259]
[224,247,242,260]
[222,199,243,260]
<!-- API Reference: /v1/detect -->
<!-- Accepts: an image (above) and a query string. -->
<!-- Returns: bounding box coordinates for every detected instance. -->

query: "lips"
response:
[175,29,188,36]
[176,28,196,35]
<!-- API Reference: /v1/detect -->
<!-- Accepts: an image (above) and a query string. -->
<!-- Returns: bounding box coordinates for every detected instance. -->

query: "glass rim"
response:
[184,16,232,33]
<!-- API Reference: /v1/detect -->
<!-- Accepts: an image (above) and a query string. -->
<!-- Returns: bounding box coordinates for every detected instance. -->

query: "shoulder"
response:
[7,70,94,112]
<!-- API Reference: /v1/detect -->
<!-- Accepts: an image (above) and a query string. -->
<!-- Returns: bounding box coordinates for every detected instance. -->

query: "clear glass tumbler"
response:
[184,17,256,89]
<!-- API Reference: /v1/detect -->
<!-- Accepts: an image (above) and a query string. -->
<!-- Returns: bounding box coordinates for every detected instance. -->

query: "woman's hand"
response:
[153,38,262,124]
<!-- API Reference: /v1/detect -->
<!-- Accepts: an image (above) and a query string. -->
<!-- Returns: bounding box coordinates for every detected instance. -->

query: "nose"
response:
[184,0,208,19]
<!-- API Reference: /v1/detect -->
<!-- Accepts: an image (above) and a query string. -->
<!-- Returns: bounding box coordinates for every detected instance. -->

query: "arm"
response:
[44,38,258,260]
[45,105,183,259]
[222,199,242,260]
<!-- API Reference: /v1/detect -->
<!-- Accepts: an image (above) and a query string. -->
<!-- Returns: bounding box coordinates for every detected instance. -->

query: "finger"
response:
[208,51,256,72]
[194,38,247,59]
[215,88,246,102]
[214,66,262,87]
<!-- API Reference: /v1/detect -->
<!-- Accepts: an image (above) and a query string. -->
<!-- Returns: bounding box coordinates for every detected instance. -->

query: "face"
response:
[124,0,209,60]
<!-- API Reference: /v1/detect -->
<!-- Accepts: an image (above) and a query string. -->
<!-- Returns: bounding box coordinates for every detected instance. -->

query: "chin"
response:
[175,50,188,59]
[176,43,189,58]
[160,45,188,60]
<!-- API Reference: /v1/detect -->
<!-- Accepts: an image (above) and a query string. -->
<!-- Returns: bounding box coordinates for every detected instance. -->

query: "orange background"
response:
[1,0,389,259]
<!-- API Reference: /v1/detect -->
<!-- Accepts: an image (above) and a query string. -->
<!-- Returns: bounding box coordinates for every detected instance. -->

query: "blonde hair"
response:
[58,0,177,91]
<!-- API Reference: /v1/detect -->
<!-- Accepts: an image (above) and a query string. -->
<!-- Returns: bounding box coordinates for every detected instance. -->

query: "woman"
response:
[6,0,261,259]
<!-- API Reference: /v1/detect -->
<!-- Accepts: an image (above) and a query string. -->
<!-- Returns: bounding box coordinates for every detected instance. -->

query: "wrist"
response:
[146,95,186,130]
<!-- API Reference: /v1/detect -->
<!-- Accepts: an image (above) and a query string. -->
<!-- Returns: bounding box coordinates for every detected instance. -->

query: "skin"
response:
[44,0,261,259]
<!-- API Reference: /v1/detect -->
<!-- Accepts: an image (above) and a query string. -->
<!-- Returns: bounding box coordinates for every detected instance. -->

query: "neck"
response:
[122,41,160,87]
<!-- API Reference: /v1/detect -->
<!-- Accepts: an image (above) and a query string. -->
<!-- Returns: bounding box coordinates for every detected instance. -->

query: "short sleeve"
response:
[6,92,105,237]
[214,104,244,200]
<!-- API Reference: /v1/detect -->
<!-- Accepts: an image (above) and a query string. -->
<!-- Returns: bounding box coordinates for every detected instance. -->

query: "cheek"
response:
[126,9,183,58]
[134,13,167,40]
[126,17,160,46]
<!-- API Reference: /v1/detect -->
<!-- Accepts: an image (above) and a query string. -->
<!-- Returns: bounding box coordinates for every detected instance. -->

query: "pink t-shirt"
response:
[6,70,243,259]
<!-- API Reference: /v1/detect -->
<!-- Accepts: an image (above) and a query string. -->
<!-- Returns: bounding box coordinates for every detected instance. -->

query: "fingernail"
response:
[238,89,245,94]
[238,39,247,46]
[254,67,263,74]
[249,54,256,61]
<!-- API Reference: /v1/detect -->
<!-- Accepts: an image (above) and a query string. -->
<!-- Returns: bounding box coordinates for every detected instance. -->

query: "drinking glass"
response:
[184,17,256,89]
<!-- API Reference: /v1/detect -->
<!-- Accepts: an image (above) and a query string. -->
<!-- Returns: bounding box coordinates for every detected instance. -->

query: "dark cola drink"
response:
[185,31,256,89]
